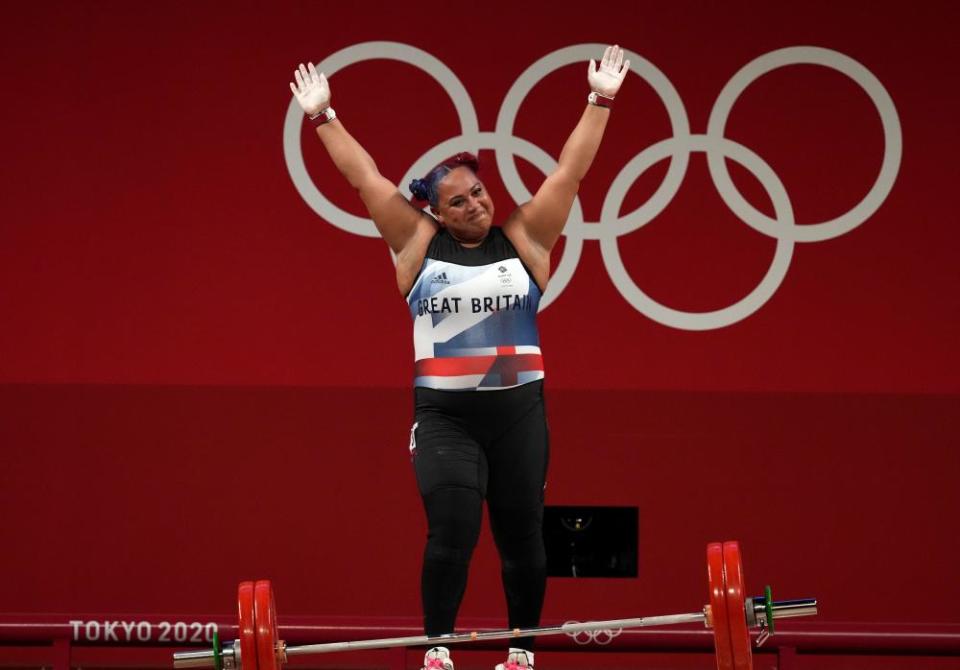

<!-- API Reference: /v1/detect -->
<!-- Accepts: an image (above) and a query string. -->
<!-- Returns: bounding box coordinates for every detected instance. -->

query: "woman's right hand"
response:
[289,62,331,117]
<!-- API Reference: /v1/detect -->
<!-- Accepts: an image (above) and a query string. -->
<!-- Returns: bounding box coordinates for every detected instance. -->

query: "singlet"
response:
[406,227,544,391]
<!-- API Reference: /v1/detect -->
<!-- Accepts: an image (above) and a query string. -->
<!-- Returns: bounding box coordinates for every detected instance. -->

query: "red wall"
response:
[2,385,957,625]
[1,0,958,631]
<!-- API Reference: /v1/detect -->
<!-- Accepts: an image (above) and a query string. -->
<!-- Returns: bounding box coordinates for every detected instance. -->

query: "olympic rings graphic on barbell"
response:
[563,622,623,646]
[283,42,902,329]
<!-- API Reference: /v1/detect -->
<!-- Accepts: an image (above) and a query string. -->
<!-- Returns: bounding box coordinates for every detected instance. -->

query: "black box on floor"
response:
[543,505,638,578]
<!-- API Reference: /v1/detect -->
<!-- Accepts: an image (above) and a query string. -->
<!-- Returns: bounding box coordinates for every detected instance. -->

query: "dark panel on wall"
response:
[544,506,639,578]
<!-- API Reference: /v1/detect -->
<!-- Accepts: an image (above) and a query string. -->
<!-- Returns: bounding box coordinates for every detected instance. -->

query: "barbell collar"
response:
[763,598,818,622]
[174,641,239,669]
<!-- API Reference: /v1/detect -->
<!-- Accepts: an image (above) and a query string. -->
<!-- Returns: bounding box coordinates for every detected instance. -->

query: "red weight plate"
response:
[723,541,753,670]
[237,581,259,670]
[707,542,734,670]
[255,580,283,670]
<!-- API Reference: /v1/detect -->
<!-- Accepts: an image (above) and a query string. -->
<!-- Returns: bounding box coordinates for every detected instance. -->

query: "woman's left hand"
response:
[588,45,630,98]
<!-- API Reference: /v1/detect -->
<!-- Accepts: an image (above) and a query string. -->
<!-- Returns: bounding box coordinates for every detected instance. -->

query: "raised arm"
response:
[504,46,629,263]
[290,63,435,255]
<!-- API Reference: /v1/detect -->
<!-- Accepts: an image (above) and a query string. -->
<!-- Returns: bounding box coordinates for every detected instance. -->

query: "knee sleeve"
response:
[423,486,483,560]
[489,504,546,566]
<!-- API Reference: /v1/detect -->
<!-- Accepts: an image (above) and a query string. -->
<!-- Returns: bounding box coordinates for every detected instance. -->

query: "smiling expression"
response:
[432,167,495,246]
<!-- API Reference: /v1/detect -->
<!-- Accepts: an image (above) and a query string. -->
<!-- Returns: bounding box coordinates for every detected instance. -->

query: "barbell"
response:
[173,541,817,670]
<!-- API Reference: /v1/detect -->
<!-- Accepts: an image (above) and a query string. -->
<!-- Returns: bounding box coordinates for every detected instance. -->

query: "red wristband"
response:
[309,107,336,127]
[588,92,614,108]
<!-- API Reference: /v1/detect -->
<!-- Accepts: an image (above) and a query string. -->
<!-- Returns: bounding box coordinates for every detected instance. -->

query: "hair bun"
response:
[409,178,429,201]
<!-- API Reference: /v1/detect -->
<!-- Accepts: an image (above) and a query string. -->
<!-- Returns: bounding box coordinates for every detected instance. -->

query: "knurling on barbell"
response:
[177,541,817,670]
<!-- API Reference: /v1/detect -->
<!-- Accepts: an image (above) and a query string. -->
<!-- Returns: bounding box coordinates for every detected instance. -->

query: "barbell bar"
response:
[172,541,818,670]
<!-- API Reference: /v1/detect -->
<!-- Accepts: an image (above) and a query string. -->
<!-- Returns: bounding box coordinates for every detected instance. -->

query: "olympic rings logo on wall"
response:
[283,42,902,331]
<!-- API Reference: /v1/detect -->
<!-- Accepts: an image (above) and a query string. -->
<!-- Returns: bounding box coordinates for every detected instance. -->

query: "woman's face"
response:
[433,167,495,245]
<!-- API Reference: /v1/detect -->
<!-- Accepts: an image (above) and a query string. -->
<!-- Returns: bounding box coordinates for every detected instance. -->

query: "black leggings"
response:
[412,381,549,651]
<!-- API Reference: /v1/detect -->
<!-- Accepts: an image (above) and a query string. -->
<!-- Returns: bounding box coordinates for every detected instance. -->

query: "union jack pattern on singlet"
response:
[407,228,544,391]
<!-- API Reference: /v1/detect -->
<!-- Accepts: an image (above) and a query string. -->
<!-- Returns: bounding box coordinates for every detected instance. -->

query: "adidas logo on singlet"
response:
[430,272,451,285]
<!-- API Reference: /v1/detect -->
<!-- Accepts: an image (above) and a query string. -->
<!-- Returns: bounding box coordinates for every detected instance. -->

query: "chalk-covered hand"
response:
[289,62,330,117]
[588,45,630,98]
